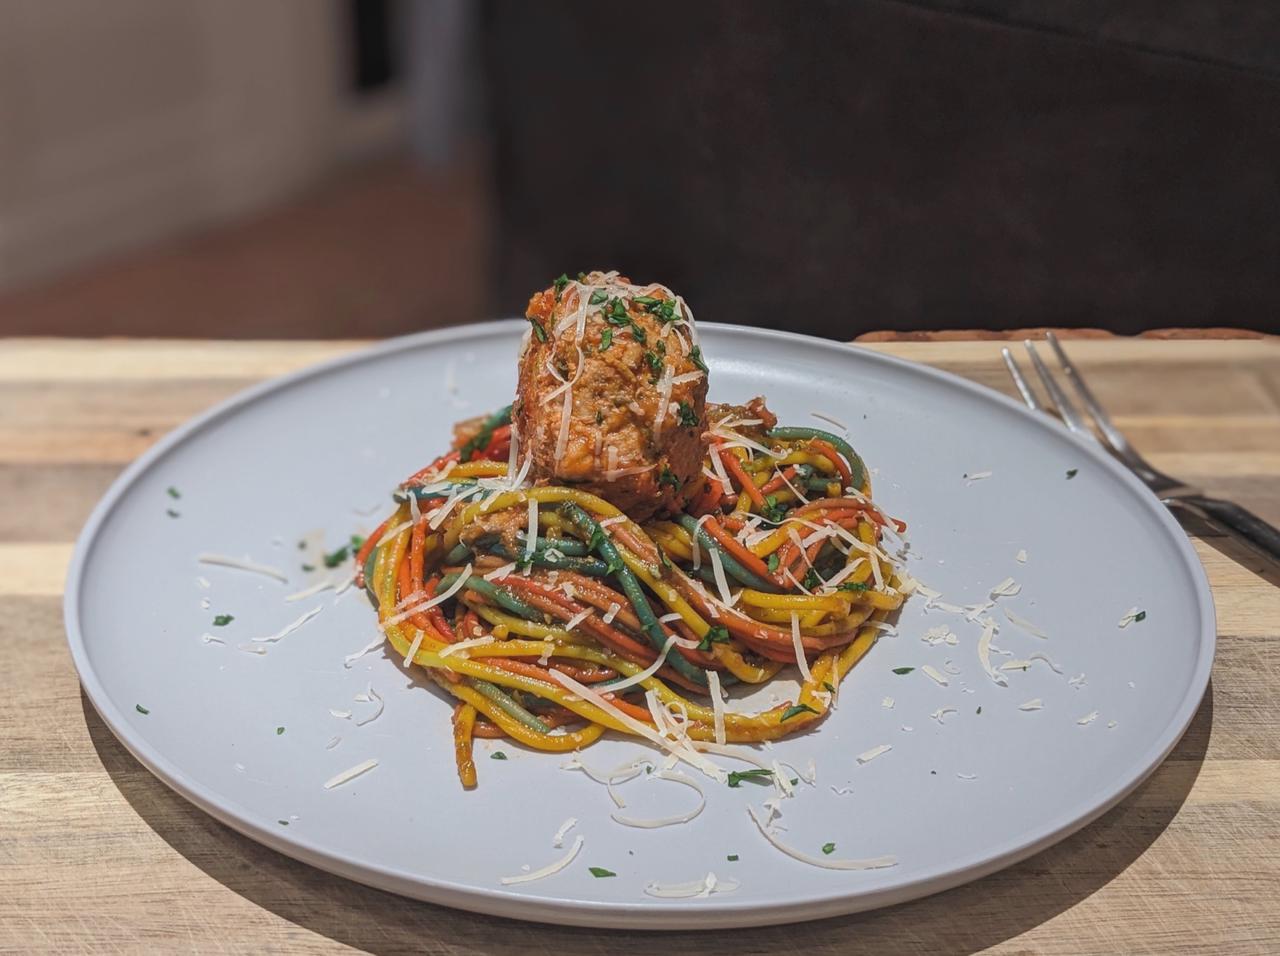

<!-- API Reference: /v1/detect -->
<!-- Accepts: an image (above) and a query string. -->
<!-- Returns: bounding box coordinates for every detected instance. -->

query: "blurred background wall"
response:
[0,0,1276,339]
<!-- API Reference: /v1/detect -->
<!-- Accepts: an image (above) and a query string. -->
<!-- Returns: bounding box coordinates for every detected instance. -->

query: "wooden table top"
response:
[2,336,1278,955]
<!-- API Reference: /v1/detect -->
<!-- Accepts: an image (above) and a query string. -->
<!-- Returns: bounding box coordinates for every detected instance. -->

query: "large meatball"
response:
[514,271,709,521]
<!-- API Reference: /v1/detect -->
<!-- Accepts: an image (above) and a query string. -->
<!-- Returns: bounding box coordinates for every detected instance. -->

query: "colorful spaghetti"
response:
[357,403,908,788]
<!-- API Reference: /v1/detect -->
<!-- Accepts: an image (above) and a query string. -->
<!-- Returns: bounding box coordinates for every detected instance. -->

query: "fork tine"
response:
[1001,347,1041,411]
[1045,331,1133,454]
[1023,340,1091,436]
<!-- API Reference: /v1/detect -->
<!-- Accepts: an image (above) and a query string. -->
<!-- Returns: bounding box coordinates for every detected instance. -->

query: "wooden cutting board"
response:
[1,336,1277,955]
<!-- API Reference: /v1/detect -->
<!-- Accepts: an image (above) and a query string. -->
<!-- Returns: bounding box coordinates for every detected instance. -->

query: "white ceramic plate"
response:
[65,322,1214,929]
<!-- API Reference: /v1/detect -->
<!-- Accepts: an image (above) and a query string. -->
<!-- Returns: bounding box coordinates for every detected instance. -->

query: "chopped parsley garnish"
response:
[604,297,629,324]
[697,625,730,651]
[349,534,366,550]
[821,842,836,855]
[595,409,605,425]
[790,778,799,786]
[802,569,823,590]
[599,328,613,351]
[727,854,739,862]
[212,614,234,627]
[166,486,181,499]
[689,346,709,373]
[459,413,505,461]
[166,509,180,518]
[643,349,663,381]
[1066,468,1079,479]
[278,819,290,826]
[976,706,983,714]
[766,552,780,573]
[676,402,698,428]
[657,466,680,492]
[297,540,307,549]
[727,768,773,788]
[780,703,818,722]
[822,681,835,693]
[602,296,649,344]
[635,295,677,323]
[301,564,316,573]
[135,704,150,715]
[760,495,788,523]
[892,666,914,675]
[589,289,608,305]
[490,751,508,760]
[276,726,285,735]
[588,867,616,878]
[552,273,570,296]
[529,318,548,342]
[838,580,869,593]
[322,545,350,568]
[1134,610,1147,622]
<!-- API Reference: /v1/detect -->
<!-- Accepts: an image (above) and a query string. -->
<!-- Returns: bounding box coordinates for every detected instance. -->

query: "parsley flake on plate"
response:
[727,768,773,788]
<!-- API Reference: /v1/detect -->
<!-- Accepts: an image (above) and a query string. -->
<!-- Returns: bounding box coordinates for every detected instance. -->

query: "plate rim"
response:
[64,320,1217,929]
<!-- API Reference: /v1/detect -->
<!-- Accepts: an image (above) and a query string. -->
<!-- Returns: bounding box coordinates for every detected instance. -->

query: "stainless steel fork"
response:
[1002,332,1280,566]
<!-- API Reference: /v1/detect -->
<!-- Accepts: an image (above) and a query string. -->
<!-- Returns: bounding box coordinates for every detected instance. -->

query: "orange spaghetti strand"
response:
[807,438,853,488]
[408,517,427,591]
[703,517,776,582]
[760,465,801,496]
[479,424,512,460]
[404,449,461,484]
[718,441,766,508]
[353,512,396,586]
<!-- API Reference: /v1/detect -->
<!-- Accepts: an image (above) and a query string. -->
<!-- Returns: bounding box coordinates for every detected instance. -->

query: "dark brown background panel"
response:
[908,0,1280,76]
[483,0,1280,337]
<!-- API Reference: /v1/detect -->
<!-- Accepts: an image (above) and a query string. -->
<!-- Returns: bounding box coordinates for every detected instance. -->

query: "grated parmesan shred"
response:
[197,553,288,583]
[323,758,378,790]
[611,769,705,829]
[353,685,384,726]
[747,807,896,870]
[921,664,949,686]
[789,613,813,684]
[552,817,577,848]
[707,670,726,746]
[499,835,583,885]
[252,606,323,644]
[1004,607,1049,639]
[857,744,891,765]
[549,671,725,781]
[644,872,738,899]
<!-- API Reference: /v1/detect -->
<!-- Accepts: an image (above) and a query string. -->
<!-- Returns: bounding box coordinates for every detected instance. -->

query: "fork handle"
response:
[1171,495,1280,565]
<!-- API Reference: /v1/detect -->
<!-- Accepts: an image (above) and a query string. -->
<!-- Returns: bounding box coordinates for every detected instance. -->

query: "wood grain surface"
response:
[2,337,1278,955]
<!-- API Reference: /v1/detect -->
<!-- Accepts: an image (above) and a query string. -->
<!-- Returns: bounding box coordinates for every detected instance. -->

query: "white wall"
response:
[0,0,406,290]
